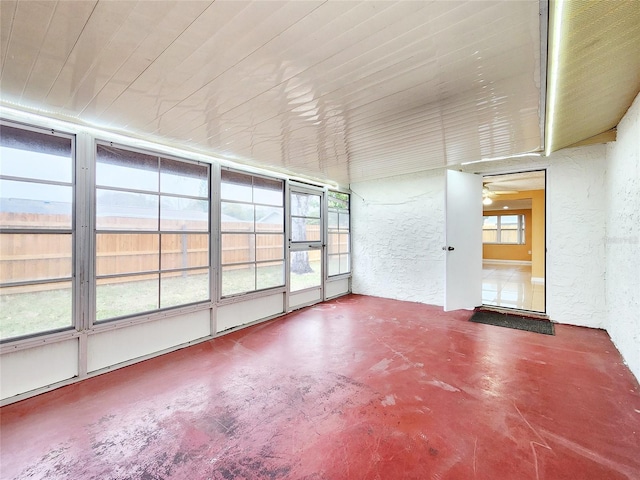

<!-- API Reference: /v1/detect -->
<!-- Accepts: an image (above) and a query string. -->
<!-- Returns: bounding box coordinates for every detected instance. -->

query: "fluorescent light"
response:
[545,0,565,156]
[461,152,542,166]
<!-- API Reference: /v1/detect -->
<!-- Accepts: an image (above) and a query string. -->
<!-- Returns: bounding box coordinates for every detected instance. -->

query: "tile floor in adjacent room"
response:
[1,295,639,479]
[482,262,545,312]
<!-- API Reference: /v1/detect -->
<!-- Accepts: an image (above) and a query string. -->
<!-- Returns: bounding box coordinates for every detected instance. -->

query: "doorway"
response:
[287,185,324,310]
[481,170,546,313]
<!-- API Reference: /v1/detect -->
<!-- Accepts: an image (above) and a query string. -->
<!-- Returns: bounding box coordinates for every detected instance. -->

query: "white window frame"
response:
[0,121,77,342]
[93,141,212,323]
[482,214,525,245]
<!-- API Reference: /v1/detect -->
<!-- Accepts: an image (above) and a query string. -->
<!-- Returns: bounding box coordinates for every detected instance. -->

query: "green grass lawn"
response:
[0,287,72,340]
[1,261,324,340]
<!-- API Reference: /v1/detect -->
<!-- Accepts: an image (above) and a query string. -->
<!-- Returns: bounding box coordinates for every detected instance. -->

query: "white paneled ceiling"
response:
[0,0,544,185]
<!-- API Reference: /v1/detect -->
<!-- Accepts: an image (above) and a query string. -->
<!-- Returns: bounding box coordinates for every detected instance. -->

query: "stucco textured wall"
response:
[545,146,608,328]
[467,147,608,328]
[606,92,640,382]
[353,145,608,328]
[351,170,445,305]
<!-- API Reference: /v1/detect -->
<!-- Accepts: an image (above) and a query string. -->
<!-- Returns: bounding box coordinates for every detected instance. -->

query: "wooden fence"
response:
[1,214,340,290]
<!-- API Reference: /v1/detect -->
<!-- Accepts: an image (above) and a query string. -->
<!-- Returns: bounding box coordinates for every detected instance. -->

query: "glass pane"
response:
[96,274,159,321]
[255,206,283,232]
[96,189,158,231]
[290,250,321,291]
[0,149,72,184]
[96,233,159,276]
[328,254,340,277]
[161,234,209,270]
[256,234,284,261]
[1,125,71,153]
[257,261,284,290]
[222,264,255,296]
[221,234,255,264]
[253,176,283,206]
[501,230,519,243]
[338,212,350,230]
[0,179,72,229]
[500,215,518,226]
[339,254,351,274]
[500,215,518,243]
[291,193,320,217]
[0,125,72,183]
[221,170,252,202]
[0,233,72,283]
[221,202,253,231]
[328,211,338,229]
[0,281,72,340]
[160,158,208,197]
[328,191,348,210]
[161,269,209,308]
[160,196,208,232]
[96,145,158,192]
[339,233,350,254]
[482,216,498,243]
[328,232,340,255]
[291,217,320,242]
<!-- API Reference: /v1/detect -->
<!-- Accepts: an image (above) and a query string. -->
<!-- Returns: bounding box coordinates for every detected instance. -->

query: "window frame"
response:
[219,168,286,299]
[326,190,351,278]
[93,141,212,323]
[0,120,77,342]
[482,213,526,245]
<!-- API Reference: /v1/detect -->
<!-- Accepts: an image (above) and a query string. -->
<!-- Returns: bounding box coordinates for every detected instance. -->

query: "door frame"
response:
[286,182,325,311]
[480,168,547,314]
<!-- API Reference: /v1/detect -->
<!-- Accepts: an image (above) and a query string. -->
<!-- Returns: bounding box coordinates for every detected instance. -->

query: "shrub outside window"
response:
[95,144,210,321]
[0,124,74,340]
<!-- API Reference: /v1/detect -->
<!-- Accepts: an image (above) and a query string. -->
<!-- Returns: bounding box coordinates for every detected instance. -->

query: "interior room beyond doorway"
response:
[481,171,546,313]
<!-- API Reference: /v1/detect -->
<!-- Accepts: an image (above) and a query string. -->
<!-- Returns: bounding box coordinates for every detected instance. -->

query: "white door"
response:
[444,170,483,311]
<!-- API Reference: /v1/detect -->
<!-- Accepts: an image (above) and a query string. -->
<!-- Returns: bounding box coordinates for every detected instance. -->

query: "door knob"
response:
[442,246,455,251]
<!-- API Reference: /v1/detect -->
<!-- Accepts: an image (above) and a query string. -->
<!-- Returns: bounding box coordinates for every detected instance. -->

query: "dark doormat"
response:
[469,310,555,335]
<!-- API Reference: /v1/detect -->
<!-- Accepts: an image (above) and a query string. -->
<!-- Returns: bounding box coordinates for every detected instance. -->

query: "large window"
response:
[0,124,74,340]
[483,214,525,244]
[220,170,284,297]
[327,191,350,276]
[95,145,210,321]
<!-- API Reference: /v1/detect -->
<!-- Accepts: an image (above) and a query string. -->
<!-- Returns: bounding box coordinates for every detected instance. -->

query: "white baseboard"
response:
[531,277,545,284]
[483,259,532,266]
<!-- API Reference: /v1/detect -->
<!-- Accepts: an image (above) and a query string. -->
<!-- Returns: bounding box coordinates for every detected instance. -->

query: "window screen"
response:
[0,124,74,340]
[327,191,351,276]
[95,145,210,321]
[220,170,284,297]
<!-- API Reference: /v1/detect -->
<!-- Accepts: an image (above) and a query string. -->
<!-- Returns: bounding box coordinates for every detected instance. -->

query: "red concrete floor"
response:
[1,295,639,480]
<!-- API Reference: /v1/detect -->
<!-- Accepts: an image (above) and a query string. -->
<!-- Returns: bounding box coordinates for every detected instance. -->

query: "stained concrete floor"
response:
[1,295,639,479]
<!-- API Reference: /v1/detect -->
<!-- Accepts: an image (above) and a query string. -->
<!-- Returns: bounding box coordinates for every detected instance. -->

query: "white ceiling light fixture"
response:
[482,196,493,205]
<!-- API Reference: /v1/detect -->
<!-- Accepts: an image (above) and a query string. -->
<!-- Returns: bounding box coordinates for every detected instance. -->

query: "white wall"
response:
[352,145,609,329]
[545,145,608,328]
[606,92,640,381]
[351,169,445,305]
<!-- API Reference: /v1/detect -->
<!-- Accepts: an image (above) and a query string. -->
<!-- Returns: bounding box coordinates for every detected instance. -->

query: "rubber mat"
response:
[469,310,555,335]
